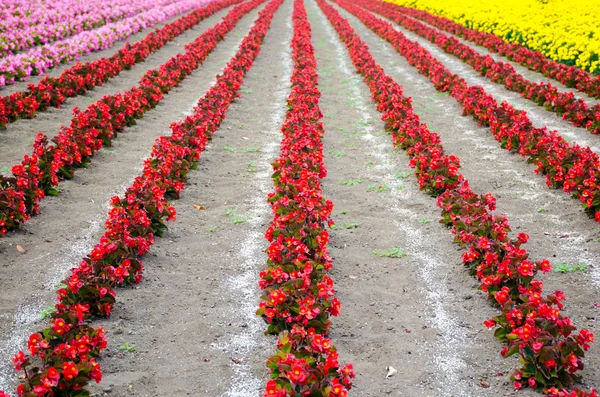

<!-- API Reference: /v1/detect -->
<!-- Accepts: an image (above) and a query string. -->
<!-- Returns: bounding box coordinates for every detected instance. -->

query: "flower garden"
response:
[0,0,599,396]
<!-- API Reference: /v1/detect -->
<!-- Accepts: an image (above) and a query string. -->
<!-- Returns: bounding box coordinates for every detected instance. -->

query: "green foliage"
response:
[553,263,588,273]
[372,247,409,258]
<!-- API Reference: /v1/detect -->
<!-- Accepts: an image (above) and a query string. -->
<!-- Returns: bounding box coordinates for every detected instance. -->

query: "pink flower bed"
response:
[0,0,179,56]
[0,0,213,87]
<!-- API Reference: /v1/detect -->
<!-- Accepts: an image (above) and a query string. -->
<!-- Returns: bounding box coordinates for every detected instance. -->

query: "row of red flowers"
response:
[0,0,265,237]
[319,0,596,394]
[0,0,281,395]
[332,0,600,225]
[0,0,244,130]
[256,0,354,395]
[359,0,600,136]
[384,2,600,100]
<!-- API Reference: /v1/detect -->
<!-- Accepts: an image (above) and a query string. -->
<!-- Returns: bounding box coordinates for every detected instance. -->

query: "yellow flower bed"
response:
[384,0,600,74]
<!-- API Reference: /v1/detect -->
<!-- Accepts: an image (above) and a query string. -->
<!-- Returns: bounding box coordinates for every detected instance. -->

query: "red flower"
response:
[89,360,102,383]
[62,361,79,381]
[287,364,308,384]
[539,258,552,273]
[264,380,285,396]
[514,381,522,390]
[494,287,510,306]
[11,352,27,371]
[516,232,529,244]
[476,236,490,250]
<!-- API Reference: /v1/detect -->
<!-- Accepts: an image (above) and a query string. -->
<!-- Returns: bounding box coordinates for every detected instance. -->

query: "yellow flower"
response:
[385,0,600,74]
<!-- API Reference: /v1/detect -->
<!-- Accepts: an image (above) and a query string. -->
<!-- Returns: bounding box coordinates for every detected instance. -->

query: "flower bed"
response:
[331,0,600,225]
[0,0,212,86]
[382,2,600,100]
[0,0,266,237]
[0,0,242,129]
[359,0,600,136]
[317,0,596,394]
[256,0,354,395]
[0,0,180,56]
[0,0,282,394]
[382,0,600,75]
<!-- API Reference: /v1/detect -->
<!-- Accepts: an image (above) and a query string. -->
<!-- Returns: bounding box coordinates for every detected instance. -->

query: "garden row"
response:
[0,0,241,129]
[337,0,600,228]
[384,2,600,100]
[0,0,211,86]
[0,0,281,394]
[0,0,251,237]
[257,0,353,394]
[0,0,179,56]
[318,0,596,394]
[383,0,600,75]
[362,0,600,137]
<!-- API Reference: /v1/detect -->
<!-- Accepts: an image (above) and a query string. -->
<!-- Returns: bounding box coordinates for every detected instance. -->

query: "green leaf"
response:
[504,344,520,357]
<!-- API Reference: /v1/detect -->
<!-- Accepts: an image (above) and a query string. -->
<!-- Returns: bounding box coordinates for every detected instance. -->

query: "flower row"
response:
[319,0,596,394]
[0,0,265,237]
[0,0,211,87]
[256,0,354,395]
[0,0,114,32]
[384,2,600,100]
[384,0,600,75]
[0,0,156,32]
[0,0,281,394]
[334,0,600,224]
[0,0,179,56]
[361,0,600,136]
[0,0,242,129]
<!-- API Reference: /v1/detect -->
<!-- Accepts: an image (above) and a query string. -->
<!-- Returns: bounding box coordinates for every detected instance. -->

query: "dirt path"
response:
[324,0,600,392]
[0,4,238,171]
[0,3,268,390]
[90,1,294,395]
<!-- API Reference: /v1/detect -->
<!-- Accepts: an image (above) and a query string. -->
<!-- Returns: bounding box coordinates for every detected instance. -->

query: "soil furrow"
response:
[0,4,237,171]
[91,1,294,395]
[326,0,600,391]
[0,3,268,390]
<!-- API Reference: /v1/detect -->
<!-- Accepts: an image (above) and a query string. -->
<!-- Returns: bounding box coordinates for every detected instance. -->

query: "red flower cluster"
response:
[257,1,354,395]
[0,0,284,395]
[360,0,600,135]
[318,0,596,395]
[0,0,268,237]
[0,0,244,130]
[332,0,600,224]
[383,3,600,100]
